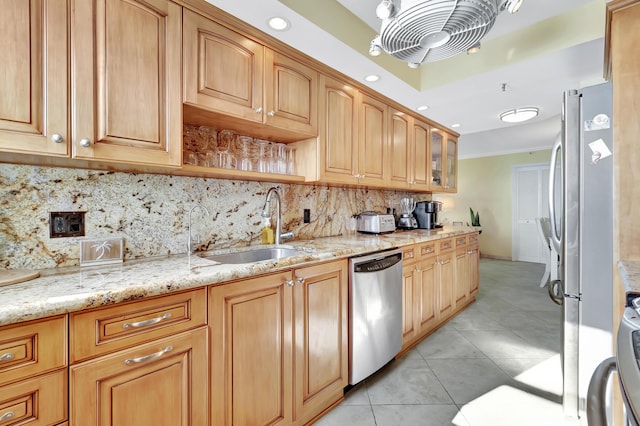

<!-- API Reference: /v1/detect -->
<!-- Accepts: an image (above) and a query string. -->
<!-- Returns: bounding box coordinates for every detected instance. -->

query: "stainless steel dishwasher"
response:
[349,248,403,385]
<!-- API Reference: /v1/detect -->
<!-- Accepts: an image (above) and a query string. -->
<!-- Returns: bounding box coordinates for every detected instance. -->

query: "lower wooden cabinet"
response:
[0,369,67,426]
[292,261,348,424]
[400,233,479,353]
[209,259,348,425]
[69,328,208,426]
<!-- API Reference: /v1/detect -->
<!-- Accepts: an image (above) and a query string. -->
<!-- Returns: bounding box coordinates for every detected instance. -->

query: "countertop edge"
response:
[0,228,477,326]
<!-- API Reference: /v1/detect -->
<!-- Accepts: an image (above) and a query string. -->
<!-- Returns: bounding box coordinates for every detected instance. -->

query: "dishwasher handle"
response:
[353,252,402,273]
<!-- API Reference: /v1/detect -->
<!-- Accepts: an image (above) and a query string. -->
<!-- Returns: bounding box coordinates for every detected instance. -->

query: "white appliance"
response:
[548,82,614,420]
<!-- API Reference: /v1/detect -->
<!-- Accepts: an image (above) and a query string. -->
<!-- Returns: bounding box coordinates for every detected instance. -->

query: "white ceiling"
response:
[204,0,607,158]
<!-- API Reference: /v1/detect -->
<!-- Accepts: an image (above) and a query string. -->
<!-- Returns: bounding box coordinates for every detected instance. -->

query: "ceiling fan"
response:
[369,0,525,67]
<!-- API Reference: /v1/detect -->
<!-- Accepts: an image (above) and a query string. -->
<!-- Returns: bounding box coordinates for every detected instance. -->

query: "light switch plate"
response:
[80,237,124,266]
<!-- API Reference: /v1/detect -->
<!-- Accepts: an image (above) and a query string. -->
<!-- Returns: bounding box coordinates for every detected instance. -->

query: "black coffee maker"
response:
[413,201,442,229]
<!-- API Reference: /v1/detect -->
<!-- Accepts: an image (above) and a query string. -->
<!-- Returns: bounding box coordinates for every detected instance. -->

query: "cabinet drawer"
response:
[0,369,67,426]
[468,233,479,243]
[418,242,436,258]
[70,289,206,363]
[455,236,467,247]
[402,246,417,263]
[0,316,66,387]
[438,239,453,252]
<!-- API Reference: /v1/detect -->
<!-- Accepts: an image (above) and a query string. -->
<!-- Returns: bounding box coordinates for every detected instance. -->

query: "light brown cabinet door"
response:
[265,49,318,136]
[183,9,264,123]
[72,0,182,166]
[455,247,469,306]
[69,328,208,426]
[0,0,69,156]
[318,75,359,184]
[469,243,480,296]
[358,94,388,186]
[0,369,67,426]
[389,109,411,188]
[293,260,348,424]
[412,119,431,190]
[445,136,458,192]
[209,271,293,426]
[416,256,438,333]
[430,128,444,190]
[402,263,417,348]
[437,253,454,320]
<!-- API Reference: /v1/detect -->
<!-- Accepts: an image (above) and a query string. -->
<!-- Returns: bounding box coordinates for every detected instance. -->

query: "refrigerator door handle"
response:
[549,132,562,254]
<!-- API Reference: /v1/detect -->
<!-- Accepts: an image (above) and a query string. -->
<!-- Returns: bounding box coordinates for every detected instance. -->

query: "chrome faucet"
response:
[261,187,294,245]
[188,204,210,253]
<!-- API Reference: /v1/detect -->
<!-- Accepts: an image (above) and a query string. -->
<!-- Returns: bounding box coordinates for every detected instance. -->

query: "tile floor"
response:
[315,259,583,426]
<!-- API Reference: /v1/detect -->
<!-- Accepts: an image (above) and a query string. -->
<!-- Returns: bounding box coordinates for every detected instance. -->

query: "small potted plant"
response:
[469,208,482,234]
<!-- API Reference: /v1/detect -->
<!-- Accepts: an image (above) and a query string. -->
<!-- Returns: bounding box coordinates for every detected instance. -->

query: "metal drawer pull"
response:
[0,411,14,422]
[124,346,172,366]
[0,353,14,362]
[123,313,171,329]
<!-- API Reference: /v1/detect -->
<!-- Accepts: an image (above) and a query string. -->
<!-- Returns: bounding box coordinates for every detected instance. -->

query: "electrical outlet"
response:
[49,211,86,238]
[303,209,311,223]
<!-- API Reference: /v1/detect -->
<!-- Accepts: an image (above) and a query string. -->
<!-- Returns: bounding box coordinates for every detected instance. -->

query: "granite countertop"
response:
[0,227,477,326]
[619,260,640,294]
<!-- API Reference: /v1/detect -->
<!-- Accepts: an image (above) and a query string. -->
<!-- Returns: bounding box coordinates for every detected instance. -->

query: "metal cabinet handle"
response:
[0,353,14,362]
[80,138,91,147]
[124,346,172,366]
[296,277,305,284]
[256,107,263,114]
[267,110,275,117]
[0,412,14,422]
[123,313,171,329]
[51,133,64,144]
[285,279,295,287]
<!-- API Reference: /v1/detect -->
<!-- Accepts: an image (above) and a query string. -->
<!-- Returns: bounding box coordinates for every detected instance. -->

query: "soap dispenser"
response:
[261,217,274,244]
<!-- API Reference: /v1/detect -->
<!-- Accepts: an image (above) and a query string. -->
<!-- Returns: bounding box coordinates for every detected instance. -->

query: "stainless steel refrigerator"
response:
[548,82,614,420]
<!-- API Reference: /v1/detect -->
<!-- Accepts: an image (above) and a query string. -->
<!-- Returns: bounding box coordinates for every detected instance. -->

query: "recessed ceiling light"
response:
[500,107,539,123]
[364,74,380,82]
[451,123,461,128]
[416,105,429,111]
[267,17,290,31]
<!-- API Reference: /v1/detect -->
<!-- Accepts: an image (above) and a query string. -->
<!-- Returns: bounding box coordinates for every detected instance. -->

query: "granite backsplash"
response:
[1,163,427,270]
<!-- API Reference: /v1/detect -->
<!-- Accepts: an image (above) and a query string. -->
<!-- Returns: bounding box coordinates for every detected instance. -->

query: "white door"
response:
[512,163,550,263]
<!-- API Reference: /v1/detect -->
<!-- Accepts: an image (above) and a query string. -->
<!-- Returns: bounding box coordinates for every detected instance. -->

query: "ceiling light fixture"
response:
[502,0,524,14]
[416,105,429,111]
[369,35,382,57]
[365,74,380,82]
[500,107,539,123]
[451,123,461,128]
[466,42,481,55]
[267,16,290,31]
[370,0,524,67]
[375,0,395,20]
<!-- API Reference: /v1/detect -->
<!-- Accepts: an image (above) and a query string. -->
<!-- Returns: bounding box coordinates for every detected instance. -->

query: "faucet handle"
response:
[280,231,294,241]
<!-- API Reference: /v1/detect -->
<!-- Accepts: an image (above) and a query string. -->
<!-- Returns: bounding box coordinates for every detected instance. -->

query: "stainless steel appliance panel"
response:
[349,249,403,385]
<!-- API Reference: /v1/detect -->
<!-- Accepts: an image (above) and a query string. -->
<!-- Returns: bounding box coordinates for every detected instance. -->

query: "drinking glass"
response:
[255,139,271,173]
[285,145,296,175]
[272,143,287,174]
[217,130,236,169]
[235,136,253,171]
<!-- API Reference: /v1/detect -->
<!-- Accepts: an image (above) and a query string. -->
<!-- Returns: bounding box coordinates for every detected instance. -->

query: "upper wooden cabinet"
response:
[389,109,431,191]
[311,75,388,187]
[430,129,458,192]
[71,0,182,166]
[183,9,318,138]
[0,0,69,156]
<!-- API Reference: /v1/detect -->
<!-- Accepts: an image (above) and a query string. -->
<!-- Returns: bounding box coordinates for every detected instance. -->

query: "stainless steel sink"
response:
[198,247,304,264]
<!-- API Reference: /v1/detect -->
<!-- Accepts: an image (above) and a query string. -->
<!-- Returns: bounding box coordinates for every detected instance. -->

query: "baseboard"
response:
[479,253,512,261]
